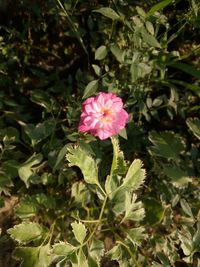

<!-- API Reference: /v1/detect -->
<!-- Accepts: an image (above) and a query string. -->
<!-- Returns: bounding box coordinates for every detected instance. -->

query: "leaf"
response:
[193,222,200,252]
[168,62,200,79]
[146,0,173,17]
[148,131,185,160]
[162,164,192,187]
[66,144,100,186]
[83,80,99,99]
[106,244,122,260]
[13,244,52,267]
[169,79,200,97]
[110,44,124,63]
[23,119,55,146]
[122,192,145,223]
[140,27,161,48]
[53,242,76,256]
[126,227,146,246]
[92,64,102,77]
[18,153,43,188]
[95,45,108,60]
[186,118,200,140]
[143,198,165,225]
[71,221,87,244]
[54,144,69,170]
[0,171,13,194]
[121,159,146,190]
[8,222,45,244]
[180,199,194,218]
[77,248,88,267]
[88,239,104,267]
[15,198,38,219]
[93,7,121,21]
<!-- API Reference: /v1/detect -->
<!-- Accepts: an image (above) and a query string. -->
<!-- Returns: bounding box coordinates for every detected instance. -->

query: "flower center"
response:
[100,108,113,123]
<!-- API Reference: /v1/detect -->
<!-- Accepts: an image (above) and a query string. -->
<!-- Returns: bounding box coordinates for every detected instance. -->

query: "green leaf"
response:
[169,79,200,97]
[0,171,13,194]
[146,0,173,17]
[180,199,194,218]
[162,164,192,187]
[121,159,146,190]
[71,221,87,244]
[54,144,69,170]
[18,153,43,188]
[126,227,146,246]
[168,62,200,79]
[140,27,161,48]
[93,7,121,21]
[110,44,124,63]
[193,222,200,252]
[66,144,100,186]
[53,242,76,256]
[23,119,55,146]
[122,192,145,223]
[77,248,88,267]
[83,80,99,99]
[13,244,52,267]
[88,239,104,267]
[106,244,122,260]
[8,222,45,244]
[92,64,102,77]
[148,131,185,160]
[143,198,165,225]
[186,118,200,140]
[15,198,38,219]
[95,45,108,60]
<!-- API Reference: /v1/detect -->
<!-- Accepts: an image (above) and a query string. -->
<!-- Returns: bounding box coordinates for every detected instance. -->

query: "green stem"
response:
[116,240,140,267]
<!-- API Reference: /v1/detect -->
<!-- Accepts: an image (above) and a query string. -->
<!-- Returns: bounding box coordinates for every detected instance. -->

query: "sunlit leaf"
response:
[93,7,121,21]
[66,144,100,186]
[8,222,45,244]
[71,221,87,244]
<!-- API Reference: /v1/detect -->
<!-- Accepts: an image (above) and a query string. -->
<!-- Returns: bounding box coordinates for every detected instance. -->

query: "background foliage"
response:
[0,0,200,266]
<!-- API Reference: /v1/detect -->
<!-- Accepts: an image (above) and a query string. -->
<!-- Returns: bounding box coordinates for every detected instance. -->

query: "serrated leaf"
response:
[106,244,122,260]
[71,222,87,244]
[83,80,99,99]
[186,117,200,140]
[15,198,38,219]
[8,222,44,244]
[162,164,192,187]
[95,45,107,60]
[93,7,121,21]
[13,244,52,267]
[77,248,88,267]
[88,239,104,267]
[121,159,145,190]
[126,227,146,246]
[148,131,185,160]
[18,153,43,188]
[66,145,100,186]
[53,242,76,256]
[122,192,145,223]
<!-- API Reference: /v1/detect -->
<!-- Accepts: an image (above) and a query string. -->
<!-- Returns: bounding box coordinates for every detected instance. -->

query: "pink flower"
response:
[79,92,129,140]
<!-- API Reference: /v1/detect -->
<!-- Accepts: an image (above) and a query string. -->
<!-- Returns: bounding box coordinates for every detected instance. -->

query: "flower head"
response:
[79,92,129,140]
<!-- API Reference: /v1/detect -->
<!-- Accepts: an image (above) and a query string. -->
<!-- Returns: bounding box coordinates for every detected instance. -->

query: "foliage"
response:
[0,0,200,266]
